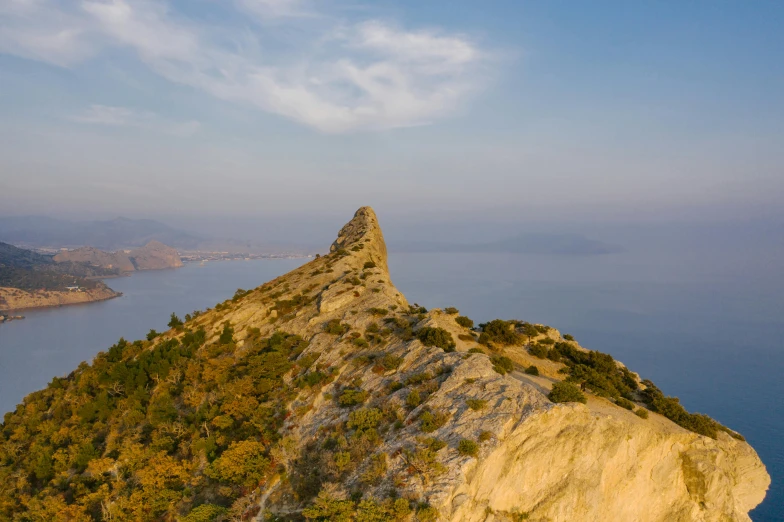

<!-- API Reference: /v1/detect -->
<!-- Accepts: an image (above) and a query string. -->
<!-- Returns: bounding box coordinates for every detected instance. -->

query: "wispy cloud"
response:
[0,0,493,133]
[72,104,201,136]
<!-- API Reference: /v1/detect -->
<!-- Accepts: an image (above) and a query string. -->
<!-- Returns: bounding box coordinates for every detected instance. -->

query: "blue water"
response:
[0,251,781,519]
[388,252,784,521]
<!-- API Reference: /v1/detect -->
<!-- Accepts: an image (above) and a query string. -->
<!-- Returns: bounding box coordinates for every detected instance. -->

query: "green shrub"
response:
[324,319,349,335]
[205,440,269,487]
[548,382,587,404]
[524,365,539,376]
[563,334,575,341]
[466,399,487,411]
[348,408,383,433]
[479,319,523,346]
[168,312,183,328]
[363,261,377,269]
[490,355,514,375]
[468,347,484,354]
[338,388,368,407]
[635,408,649,419]
[455,316,474,329]
[406,390,422,409]
[182,504,229,522]
[444,307,459,314]
[457,439,479,457]
[419,409,449,433]
[146,329,159,341]
[416,505,439,522]
[528,344,548,358]
[415,327,456,351]
[615,397,635,410]
[218,322,235,345]
[368,307,388,316]
[478,430,493,442]
[353,337,369,348]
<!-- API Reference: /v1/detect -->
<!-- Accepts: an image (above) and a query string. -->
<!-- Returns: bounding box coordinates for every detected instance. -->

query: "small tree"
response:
[455,316,474,329]
[548,382,587,404]
[168,313,183,329]
[457,439,479,458]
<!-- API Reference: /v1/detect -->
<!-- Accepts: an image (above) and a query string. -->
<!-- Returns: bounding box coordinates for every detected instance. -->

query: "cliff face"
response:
[53,246,136,273]
[128,240,183,270]
[189,207,769,521]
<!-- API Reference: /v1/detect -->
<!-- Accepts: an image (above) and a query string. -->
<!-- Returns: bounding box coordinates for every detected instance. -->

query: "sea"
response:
[0,251,781,520]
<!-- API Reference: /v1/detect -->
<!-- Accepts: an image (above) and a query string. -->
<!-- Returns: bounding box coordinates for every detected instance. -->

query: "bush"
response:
[338,388,368,407]
[548,382,587,404]
[419,409,449,433]
[528,344,548,358]
[524,365,539,376]
[416,505,439,522]
[183,504,229,522]
[490,355,514,375]
[443,307,459,314]
[324,319,349,335]
[479,319,523,346]
[368,307,388,316]
[146,329,158,341]
[348,408,383,433]
[563,334,575,341]
[478,430,493,442]
[363,261,377,269]
[406,390,422,409]
[457,439,479,457]
[635,408,649,419]
[416,327,456,351]
[205,440,269,487]
[615,397,635,410]
[455,316,474,329]
[466,399,487,411]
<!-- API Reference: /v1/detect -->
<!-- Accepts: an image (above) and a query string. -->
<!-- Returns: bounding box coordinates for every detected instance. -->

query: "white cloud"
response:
[0,0,493,133]
[72,104,201,136]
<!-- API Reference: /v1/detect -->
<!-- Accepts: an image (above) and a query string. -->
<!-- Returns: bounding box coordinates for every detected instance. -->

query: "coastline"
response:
[0,286,121,313]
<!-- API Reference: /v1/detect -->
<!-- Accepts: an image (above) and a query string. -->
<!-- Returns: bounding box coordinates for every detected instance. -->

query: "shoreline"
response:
[0,288,122,314]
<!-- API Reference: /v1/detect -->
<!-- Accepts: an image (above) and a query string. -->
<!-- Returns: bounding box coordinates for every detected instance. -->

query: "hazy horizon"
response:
[1,1,783,230]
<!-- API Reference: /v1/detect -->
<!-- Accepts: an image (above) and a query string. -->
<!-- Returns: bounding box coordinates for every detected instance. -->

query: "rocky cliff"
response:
[128,240,183,270]
[0,208,769,521]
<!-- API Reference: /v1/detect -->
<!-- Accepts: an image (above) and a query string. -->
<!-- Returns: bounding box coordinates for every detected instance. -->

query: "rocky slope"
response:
[54,246,135,273]
[0,207,769,521]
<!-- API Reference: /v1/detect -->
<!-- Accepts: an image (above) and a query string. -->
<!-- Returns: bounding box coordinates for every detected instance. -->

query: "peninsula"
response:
[0,208,769,521]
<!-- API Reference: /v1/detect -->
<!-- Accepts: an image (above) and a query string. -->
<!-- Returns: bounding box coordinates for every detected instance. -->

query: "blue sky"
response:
[0,0,782,230]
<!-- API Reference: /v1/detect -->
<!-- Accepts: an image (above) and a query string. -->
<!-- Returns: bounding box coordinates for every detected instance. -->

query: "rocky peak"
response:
[330,206,389,273]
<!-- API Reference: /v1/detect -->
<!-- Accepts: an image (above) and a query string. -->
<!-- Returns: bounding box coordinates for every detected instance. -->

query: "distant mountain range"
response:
[0,216,201,251]
[390,232,622,256]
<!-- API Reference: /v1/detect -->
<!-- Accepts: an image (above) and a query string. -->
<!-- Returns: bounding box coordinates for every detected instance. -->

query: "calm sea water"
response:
[0,251,781,519]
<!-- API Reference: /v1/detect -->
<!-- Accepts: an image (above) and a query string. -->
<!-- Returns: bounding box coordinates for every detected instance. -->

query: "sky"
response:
[1,0,783,239]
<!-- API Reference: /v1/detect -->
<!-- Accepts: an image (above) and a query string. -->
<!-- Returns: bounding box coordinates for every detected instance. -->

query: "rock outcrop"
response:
[183,207,769,521]
[128,240,183,270]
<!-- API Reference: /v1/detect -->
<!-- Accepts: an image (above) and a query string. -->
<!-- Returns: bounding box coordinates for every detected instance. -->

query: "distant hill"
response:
[53,241,183,272]
[391,232,622,255]
[0,242,118,310]
[0,216,202,250]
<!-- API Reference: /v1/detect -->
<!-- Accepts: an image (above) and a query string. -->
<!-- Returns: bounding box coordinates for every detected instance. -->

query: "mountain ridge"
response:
[0,207,769,521]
